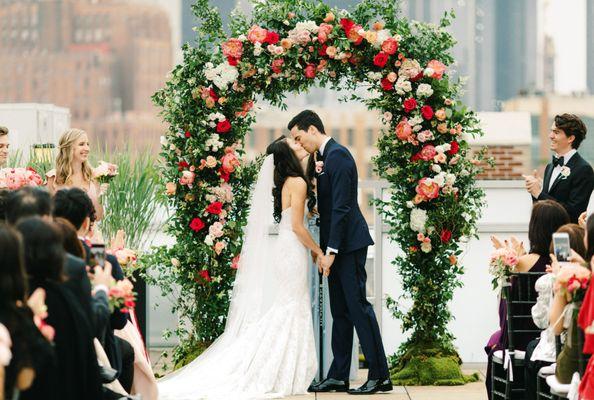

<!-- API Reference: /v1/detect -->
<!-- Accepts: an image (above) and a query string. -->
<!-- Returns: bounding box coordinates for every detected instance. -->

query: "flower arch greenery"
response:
[148,0,486,384]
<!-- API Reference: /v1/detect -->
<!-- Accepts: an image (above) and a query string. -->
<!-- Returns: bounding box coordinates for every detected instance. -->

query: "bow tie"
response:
[552,156,565,167]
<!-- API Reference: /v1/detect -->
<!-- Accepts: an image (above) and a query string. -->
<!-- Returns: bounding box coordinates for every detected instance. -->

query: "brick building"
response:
[0,0,172,151]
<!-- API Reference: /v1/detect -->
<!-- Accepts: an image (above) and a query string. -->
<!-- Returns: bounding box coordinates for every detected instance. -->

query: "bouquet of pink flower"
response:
[93,161,118,184]
[0,167,43,190]
[555,263,591,302]
[489,247,520,290]
[108,278,136,314]
[27,288,55,342]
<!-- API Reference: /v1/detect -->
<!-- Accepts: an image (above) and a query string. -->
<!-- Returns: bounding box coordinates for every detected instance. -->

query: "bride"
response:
[159,137,322,399]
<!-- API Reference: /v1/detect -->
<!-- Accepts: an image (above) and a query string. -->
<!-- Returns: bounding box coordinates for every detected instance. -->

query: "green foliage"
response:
[151,0,487,373]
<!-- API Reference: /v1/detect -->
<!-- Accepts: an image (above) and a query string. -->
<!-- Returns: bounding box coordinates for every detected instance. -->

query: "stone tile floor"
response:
[150,349,487,400]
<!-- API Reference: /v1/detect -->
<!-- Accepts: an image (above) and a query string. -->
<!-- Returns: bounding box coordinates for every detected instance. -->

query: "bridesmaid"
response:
[46,129,104,222]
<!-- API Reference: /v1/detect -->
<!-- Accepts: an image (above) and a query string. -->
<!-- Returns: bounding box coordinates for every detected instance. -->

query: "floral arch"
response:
[149,0,486,384]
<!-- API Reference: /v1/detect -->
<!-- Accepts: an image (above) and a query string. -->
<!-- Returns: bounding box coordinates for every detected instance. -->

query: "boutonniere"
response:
[315,161,324,175]
[560,166,571,179]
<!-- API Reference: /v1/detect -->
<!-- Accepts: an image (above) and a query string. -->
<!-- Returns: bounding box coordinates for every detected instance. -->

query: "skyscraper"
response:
[587,0,594,94]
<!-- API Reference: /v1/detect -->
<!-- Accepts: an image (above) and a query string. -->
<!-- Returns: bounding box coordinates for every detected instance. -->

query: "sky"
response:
[545,0,587,93]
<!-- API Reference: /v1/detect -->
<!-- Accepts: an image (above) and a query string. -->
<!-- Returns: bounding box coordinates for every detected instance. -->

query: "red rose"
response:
[421,105,434,120]
[185,130,191,138]
[403,98,417,113]
[216,119,231,133]
[205,201,223,215]
[373,52,389,68]
[227,56,238,66]
[218,167,230,182]
[189,217,205,232]
[265,31,280,44]
[209,88,218,101]
[318,44,328,57]
[411,153,421,162]
[440,229,452,243]
[304,64,317,79]
[381,37,399,55]
[197,270,212,283]
[411,71,424,82]
[178,161,189,171]
[448,141,460,155]
[340,18,355,34]
[380,78,393,91]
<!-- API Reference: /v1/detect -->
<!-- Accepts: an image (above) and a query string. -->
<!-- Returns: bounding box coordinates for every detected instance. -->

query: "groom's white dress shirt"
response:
[548,149,577,191]
[319,136,339,256]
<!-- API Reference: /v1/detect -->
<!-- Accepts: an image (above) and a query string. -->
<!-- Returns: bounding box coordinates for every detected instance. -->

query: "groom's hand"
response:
[320,254,336,277]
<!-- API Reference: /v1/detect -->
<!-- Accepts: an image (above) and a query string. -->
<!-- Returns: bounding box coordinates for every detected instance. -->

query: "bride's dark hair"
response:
[266,137,316,223]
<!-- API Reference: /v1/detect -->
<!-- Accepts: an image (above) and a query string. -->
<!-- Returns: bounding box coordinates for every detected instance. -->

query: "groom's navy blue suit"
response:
[316,138,389,381]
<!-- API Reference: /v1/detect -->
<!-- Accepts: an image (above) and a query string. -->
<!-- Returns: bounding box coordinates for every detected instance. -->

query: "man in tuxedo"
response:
[52,187,134,393]
[525,113,594,223]
[289,110,392,395]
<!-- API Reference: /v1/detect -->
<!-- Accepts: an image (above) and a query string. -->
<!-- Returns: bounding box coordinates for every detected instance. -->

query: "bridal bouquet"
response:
[93,161,118,184]
[108,278,136,314]
[555,263,591,303]
[0,167,43,190]
[489,247,520,291]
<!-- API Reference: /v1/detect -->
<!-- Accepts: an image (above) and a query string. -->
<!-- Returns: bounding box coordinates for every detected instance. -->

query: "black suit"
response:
[316,138,389,380]
[535,151,594,223]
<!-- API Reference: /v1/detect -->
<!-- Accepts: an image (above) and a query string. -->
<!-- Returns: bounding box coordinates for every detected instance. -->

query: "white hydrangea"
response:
[367,71,383,81]
[204,62,238,90]
[294,20,319,32]
[410,208,428,233]
[416,83,434,98]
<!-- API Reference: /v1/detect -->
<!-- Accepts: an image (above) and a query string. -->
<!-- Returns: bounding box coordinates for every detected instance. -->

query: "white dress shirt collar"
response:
[319,136,332,156]
[556,148,577,165]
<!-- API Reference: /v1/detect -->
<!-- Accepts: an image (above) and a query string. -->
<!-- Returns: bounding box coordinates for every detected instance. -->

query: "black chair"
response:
[549,325,590,400]
[492,272,546,400]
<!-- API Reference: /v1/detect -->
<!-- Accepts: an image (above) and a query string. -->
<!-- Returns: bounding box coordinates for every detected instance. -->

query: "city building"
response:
[588,0,594,94]
[0,0,173,151]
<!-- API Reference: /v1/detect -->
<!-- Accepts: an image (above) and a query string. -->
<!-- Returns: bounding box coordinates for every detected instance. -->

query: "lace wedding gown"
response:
[159,156,317,400]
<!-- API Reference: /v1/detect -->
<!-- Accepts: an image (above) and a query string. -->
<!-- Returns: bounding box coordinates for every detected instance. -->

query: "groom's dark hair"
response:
[287,110,326,134]
[554,113,587,149]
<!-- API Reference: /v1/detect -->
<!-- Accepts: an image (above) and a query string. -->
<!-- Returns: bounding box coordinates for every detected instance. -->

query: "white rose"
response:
[409,116,423,126]
[416,83,434,98]
[445,173,456,185]
[410,208,428,233]
[238,34,247,41]
[431,164,442,173]
[433,172,446,187]
[406,201,414,208]
[435,145,445,153]
[204,235,214,246]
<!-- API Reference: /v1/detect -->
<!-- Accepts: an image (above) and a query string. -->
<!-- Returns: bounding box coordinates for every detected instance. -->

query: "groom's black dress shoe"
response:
[347,378,393,395]
[307,378,349,392]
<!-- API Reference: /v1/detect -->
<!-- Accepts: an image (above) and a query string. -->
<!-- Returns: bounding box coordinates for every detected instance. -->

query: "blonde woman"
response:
[46,129,104,221]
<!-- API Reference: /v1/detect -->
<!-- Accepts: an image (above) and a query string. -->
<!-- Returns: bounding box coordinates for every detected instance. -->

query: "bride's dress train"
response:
[158,156,317,399]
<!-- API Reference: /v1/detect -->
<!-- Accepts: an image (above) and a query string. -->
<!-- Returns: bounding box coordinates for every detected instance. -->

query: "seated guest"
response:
[16,217,102,400]
[524,223,587,400]
[0,126,9,167]
[0,223,56,400]
[524,113,594,223]
[52,187,134,393]
[486,200,570,399]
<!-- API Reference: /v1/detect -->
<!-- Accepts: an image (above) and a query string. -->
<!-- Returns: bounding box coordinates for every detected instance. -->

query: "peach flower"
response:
[435,108,447,121]
[427,59,446,79]
[395,119,413,141]
[416,178,440,201]
[165,182,177,195]
[247,25,268,43]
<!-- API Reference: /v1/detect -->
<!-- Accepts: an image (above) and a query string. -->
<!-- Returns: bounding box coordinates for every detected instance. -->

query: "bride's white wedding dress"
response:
[159,155,317,400]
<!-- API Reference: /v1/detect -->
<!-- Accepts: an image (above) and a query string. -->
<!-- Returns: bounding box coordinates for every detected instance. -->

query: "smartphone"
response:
[89,243,106,268]
[552,232,571,262]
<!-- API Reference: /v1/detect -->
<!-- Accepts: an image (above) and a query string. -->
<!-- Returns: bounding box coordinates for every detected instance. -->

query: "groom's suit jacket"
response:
[316,138,374,254]
[534,151,594,223]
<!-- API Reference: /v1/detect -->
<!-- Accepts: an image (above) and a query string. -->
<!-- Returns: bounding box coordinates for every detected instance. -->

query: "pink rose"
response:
[395,119,413,141]
[247,25,268,43]
[221,151,240,174]
[221,38,243,59]
[416,130,433,142]
[231,255,240,269]
[433,153,447,164]
[179,170,195,186]
[427,59,446,79]
[315,161,324,174]
[381,37,399,55]
[304,64,317,79]
[209,222,224,238]
[214,241,227,255]
[318,23,333,44]
[419,144,437,161]
[326,46,337,58]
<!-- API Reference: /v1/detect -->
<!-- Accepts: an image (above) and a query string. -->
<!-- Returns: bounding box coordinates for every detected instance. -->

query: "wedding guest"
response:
[524,113,594,223]
[52,187,135,393]
[16,217,102,400]
[485,200,570,399]
[47,128,104,221]
[0,127,9,167]
[524,223,586,400]
[0,223,56,400]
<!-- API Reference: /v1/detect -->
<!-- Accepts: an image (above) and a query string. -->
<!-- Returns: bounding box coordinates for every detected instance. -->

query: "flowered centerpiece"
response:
[556,264,592,303]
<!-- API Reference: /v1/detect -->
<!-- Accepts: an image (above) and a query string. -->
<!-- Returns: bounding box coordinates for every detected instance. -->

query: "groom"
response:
[289,110,392,395]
